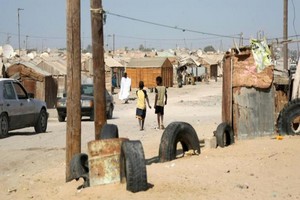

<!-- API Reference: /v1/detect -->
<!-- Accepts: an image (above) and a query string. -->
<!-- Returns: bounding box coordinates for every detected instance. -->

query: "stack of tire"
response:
[69,124,148,193]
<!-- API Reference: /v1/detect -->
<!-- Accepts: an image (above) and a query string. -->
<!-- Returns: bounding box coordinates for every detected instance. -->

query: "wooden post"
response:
[283,0,288,70]
[90,0,107,139]
[66,0,81,182]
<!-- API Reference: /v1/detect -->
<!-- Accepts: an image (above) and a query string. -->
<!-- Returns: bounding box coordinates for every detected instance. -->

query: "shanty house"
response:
[6,62,57,108]
[198,54,224,79]
[105,56,124,90]
[36,59,67,98]
[126,57,173,89]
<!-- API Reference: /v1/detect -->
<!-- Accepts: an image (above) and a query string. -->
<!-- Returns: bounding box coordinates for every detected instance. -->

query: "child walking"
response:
[136,81,151,131]
[154,76,167,129]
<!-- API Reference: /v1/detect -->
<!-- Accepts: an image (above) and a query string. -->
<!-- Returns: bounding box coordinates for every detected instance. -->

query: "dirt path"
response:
[1,81,300,200]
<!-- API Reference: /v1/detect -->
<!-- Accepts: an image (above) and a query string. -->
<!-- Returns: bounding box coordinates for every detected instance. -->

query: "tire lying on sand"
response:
[159,122,200,163]
[277,98,300,135]
[215,122,234,148]
[68,153,90,188]
[121,140,148,193]
[98,124,119,140]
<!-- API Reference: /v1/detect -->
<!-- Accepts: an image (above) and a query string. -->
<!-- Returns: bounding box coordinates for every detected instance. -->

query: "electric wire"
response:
[105,11,242,40]
[1,9,300,48]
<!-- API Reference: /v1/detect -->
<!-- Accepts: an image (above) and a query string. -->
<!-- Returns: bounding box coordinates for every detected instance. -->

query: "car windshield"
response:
[81,85,94,96]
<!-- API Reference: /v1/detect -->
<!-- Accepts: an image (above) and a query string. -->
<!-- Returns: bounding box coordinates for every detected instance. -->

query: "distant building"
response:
[126,57,173,89]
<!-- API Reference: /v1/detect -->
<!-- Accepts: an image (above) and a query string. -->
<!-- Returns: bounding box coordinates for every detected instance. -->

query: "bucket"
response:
[87,138,128,187]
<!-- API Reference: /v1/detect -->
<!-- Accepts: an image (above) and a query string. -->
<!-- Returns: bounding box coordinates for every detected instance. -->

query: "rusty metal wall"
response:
[210,64,218,79]
[88,138,128,187]
[44,76,58,108]
[233,87,275,139]
[23,78,36,95]
[223,48,276,139]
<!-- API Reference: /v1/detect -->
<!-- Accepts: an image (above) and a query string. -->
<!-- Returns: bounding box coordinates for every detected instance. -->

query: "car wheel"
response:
[107,105,113,119]
[90,111,94,121]
[58,114,65,122]
[34,109,48,133]
[0,113,9,138]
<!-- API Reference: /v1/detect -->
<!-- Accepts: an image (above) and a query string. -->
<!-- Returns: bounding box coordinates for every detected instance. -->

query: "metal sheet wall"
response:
[233,87,275,139]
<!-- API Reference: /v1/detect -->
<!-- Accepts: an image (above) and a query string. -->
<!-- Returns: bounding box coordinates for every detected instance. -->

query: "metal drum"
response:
[87,138,128,186]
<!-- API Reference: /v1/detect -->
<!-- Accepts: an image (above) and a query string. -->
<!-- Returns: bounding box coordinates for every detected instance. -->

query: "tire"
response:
[215,122,234,148]
[107,105,113,119]
[121,140,148,193]
[58,114,65,122]
[158,122,200,163]
[99,124,119,140]
[69,153,89,187]
[34,109,48,133]
[0,113,9,139]
[178,81,182,88]
[90,111,94,121]
[277,98,300,135]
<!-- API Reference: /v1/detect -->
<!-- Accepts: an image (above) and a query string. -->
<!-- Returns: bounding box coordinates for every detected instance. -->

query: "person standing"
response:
[119,72,131,103]
[136,81,151,131]
[154,76,167,129]
[111,73,117,94]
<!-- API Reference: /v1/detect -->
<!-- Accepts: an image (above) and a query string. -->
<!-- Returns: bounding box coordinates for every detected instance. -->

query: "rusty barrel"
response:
[88,138,128,187]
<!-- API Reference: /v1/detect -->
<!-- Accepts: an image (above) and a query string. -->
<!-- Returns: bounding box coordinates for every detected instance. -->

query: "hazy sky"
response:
[0,0,299,51]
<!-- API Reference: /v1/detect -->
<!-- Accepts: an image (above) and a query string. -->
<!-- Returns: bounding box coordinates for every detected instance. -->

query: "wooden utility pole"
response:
[66,0,81,182]
[283,0,288,70]
[90,0,107,139]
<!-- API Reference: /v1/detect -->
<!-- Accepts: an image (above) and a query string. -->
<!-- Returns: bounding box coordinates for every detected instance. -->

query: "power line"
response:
[105,11,300,42]
[105,10,242,40]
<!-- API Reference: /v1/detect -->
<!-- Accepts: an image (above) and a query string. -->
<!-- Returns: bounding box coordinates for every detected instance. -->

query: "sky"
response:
[0,0,299,52]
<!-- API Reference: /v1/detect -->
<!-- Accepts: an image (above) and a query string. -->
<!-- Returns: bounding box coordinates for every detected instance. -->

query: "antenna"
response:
[3,44,14,59]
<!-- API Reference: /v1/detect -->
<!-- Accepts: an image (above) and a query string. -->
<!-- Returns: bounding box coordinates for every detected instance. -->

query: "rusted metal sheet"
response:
[88,138,128,187]
[274,88,288,121]
[23,78,36,95]
[44,76,58,108]
[233,87,275,139]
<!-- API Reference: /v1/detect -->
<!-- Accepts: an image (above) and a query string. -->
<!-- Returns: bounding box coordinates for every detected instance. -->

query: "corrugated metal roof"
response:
[199,54,224,65]
[37,60,66,75]
[156,51,176,58]
[127,57,168,68]
[105,56,123,68]
[16,61,52,76]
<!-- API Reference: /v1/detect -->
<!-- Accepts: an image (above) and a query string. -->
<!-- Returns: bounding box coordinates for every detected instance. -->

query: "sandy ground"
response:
[1,80,300,200]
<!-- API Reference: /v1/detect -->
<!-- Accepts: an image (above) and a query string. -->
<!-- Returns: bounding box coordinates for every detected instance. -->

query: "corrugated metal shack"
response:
[6,62,58,108]
[126,57,173,89]
[222,45,280,139]
[37,60,66,98]
[105,56,125,89]
[199,54,224,79]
